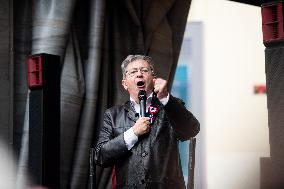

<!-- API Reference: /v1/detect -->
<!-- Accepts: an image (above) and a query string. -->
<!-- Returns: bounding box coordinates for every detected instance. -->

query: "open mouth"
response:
[137,81,145,87]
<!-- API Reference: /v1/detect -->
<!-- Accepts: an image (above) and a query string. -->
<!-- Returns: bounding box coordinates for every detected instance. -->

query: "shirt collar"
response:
[130,92,153,105]
[130,92,153,113]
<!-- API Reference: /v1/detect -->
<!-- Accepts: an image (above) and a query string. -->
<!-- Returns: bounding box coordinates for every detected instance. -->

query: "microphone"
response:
[138,90,147,117]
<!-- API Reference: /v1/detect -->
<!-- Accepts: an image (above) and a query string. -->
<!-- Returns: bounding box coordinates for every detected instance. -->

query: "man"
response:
[95,55,200,189]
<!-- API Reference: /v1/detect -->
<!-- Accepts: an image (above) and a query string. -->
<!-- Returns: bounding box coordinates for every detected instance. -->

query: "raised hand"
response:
[153,78,168,100]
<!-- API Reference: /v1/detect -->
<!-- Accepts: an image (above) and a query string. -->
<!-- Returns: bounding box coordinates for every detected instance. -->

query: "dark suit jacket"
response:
[95,95,200,189]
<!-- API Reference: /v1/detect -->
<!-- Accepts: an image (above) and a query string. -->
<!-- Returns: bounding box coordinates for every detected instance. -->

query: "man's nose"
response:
[136,70,143,77]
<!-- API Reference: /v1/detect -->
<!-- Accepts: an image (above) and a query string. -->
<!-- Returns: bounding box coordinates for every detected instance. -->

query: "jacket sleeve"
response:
[94,110,130,167]
[164,95,200,141]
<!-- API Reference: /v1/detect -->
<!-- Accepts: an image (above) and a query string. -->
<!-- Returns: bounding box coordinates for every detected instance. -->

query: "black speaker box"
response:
[262,45,284,189]
[28,53,60,188]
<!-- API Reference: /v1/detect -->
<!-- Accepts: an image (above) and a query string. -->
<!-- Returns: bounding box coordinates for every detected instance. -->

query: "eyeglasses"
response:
[125,67,152,77]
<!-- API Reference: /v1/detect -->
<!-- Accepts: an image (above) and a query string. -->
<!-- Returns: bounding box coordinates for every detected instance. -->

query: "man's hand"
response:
[153,78,168,99]
[132,117,150,137]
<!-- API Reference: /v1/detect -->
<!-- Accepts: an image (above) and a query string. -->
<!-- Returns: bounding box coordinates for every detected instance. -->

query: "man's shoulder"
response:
[106,104,124,112]
[105,101,130,115]
[168,95,186,106]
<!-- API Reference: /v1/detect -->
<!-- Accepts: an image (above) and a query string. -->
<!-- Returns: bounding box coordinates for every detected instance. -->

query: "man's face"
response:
[122,59,155,101]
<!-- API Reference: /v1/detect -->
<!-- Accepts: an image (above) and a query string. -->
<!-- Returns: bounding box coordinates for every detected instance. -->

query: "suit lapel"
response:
[124,101,139,124]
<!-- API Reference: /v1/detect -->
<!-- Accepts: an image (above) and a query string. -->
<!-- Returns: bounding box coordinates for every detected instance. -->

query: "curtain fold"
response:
[31,0,77,56]
[166,0,192,88]
[14,0,32,159]
[70,0,106,188]
[60,28,85,188]
[13,0,191,188]
[14,1,32,187]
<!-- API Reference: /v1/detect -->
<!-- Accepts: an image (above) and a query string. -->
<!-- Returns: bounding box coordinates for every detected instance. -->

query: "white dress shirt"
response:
[123,93,170,150]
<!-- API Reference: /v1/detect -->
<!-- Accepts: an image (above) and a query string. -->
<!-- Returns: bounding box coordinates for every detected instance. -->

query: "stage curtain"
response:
[13,0,191,188]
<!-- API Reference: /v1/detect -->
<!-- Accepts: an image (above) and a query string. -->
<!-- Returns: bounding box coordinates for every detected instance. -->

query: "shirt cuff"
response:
[124,127,138,150]
[159,93,170,106]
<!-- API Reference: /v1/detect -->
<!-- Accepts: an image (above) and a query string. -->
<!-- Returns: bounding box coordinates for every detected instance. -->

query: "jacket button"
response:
[141,152,148,157]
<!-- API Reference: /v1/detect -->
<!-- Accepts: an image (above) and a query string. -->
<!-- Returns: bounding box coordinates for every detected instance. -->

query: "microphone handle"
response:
[140,99,146,117]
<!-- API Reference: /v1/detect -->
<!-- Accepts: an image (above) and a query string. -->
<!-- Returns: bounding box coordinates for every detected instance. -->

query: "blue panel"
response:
[172,65,190,184]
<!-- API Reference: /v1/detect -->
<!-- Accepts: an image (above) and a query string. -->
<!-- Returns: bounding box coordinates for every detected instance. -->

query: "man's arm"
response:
[164,95,200,141]
[153,78,200,140]
[94,110,129,167]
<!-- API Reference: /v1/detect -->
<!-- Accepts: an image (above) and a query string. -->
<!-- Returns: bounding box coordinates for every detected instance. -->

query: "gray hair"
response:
[121,55,155,79]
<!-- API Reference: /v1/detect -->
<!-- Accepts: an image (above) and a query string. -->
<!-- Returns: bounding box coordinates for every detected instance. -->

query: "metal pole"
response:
[90,148,96,189]
[187,138,196,189]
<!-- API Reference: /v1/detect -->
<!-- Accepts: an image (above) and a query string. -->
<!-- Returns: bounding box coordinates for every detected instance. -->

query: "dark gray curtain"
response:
[13,0,191,188]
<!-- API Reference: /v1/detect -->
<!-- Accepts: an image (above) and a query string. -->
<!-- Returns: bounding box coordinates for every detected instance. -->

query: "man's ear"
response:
[122,80,128,90]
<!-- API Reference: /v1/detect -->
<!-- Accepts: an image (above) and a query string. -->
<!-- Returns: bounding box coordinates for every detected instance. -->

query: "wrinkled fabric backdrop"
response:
[13,0,191,188]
